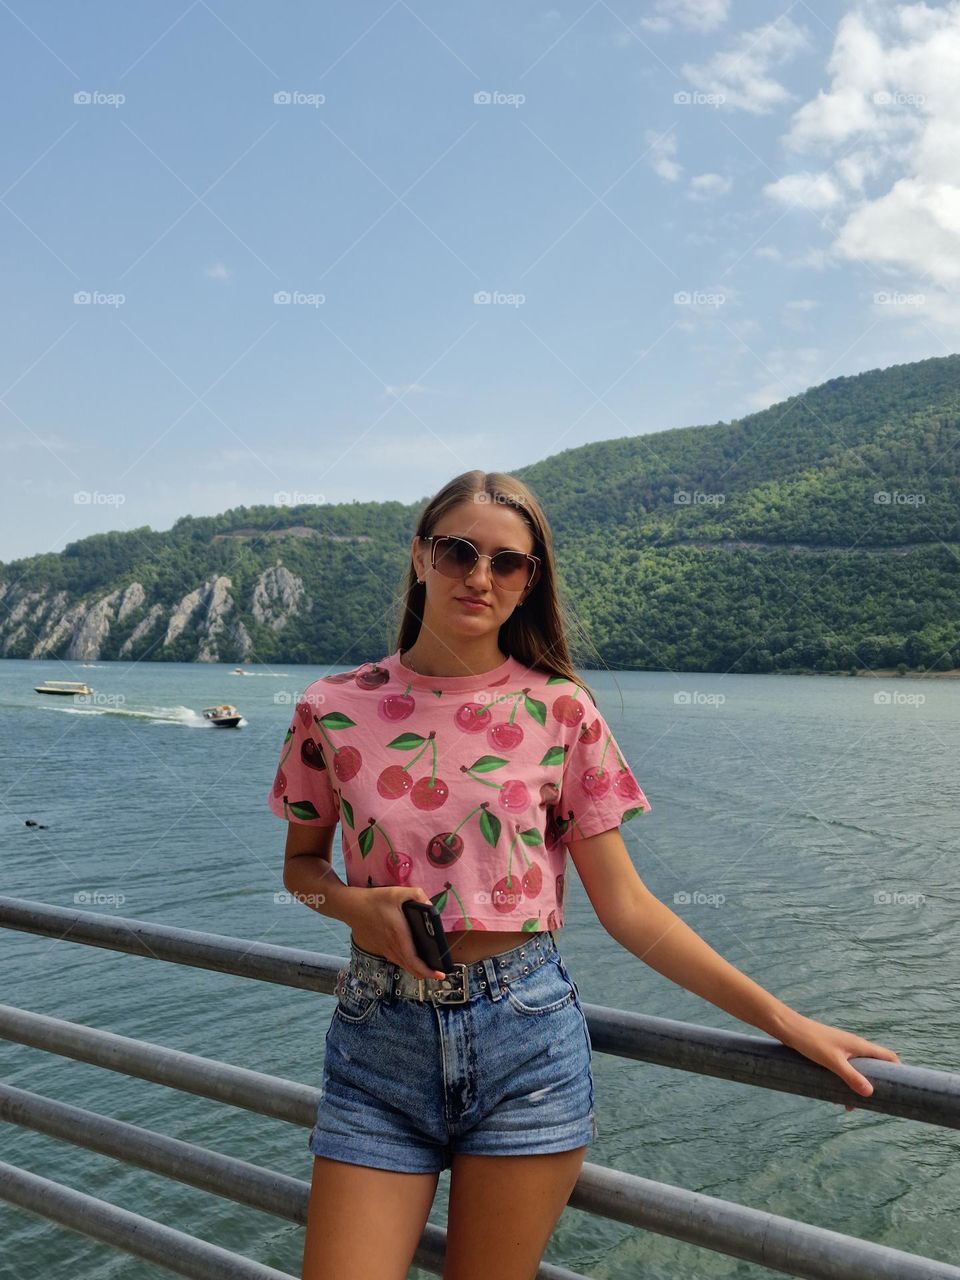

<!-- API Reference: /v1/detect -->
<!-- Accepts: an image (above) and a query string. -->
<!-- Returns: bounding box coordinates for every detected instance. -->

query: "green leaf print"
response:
[519,828,544,845]
[622,805,650,821]
[358,825,375,857]
[287,800,321,821]
[523,694,546,726]
[539,746,567,766]
[318,712,356,730]
[340,796,354,829]
[387,732,427,750]
[469,755,508,773]
[432,888,449,912]
[479,808,502,848]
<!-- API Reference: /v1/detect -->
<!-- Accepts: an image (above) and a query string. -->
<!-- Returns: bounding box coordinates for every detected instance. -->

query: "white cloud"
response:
[770,1,960,300]
[205,262,232,281]
[682,15,811,115]
[764,170,843,210]
[688,172,733,200]
[639,0,730,34]
[645,129,682,181]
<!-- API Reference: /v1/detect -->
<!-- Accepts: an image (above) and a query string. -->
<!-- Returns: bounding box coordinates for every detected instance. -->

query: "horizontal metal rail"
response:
[2,895,958,1126]
[0,1085,586,1280]
[0,1160,297,1280]
[3,1047,959,1278]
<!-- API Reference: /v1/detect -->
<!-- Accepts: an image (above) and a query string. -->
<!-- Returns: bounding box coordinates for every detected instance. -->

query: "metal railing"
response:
[0,894,957,1280]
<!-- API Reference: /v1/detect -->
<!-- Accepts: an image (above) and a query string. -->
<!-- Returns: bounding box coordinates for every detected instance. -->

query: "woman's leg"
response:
[302,1155,440,1280]
[442,1146,588,1280]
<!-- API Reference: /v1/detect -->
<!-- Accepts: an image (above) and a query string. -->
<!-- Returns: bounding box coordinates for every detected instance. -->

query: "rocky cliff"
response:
[0,564,309,663]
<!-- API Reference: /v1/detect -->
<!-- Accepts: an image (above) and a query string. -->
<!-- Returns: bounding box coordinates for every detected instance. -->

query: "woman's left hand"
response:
[775,1012,901,1113]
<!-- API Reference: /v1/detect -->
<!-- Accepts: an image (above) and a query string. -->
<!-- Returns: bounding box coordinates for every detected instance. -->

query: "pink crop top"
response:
[267,648,651,932]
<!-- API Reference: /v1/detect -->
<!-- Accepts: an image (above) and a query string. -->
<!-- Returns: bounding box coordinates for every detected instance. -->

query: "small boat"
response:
[202,704,243,728]
[230,667,253,676]
[34,680,93,696]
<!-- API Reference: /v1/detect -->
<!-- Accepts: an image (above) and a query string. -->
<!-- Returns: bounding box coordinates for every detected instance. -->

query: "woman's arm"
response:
[569,829,901,1103]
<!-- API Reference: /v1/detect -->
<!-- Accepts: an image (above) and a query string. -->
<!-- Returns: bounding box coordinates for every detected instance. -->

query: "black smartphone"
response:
[402,900,454,974]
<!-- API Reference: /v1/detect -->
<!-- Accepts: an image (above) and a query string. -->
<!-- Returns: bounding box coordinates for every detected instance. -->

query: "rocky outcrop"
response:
[0,564,303,662]
[196,577,236,663]
[250,563,306,632]
[119,603,164,656]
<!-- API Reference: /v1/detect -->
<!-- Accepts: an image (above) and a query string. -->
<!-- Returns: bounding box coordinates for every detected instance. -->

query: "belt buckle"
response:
[417,963,469,1004]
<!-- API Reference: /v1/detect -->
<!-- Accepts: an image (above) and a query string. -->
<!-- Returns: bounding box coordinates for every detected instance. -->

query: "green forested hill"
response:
[2,353,959,674]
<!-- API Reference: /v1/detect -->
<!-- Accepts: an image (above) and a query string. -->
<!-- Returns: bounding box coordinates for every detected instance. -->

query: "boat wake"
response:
[38,703,214,727]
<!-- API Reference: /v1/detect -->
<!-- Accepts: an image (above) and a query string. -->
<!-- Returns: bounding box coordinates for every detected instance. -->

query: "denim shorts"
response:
[309,931,597,1174]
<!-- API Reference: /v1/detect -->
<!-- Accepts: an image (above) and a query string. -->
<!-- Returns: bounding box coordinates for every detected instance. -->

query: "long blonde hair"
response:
[392,469,610,706]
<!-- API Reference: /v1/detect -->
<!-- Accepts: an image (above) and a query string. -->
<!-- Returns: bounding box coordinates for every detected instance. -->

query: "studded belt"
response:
[342,930,561,1006]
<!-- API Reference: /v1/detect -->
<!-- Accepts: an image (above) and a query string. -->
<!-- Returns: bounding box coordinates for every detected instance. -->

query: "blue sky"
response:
[2,0,957,562]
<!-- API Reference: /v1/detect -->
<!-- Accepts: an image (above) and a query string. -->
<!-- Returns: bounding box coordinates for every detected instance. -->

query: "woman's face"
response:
[412,498,537,641]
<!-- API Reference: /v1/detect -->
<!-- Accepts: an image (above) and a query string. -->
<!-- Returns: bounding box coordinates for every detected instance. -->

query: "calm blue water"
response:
[1,657,958,1278]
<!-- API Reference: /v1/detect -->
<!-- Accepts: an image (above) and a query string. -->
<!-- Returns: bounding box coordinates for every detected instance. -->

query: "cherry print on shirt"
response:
[378,687,416,723]
[461,756,532,814]
[426,799,502,867]
[272,719,331,822]
[357,818,413,884]
[355,664,390,691]
[383,729,449,810]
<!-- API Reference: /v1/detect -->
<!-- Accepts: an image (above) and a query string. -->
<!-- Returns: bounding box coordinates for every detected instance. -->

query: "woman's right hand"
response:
[347,886,447,981]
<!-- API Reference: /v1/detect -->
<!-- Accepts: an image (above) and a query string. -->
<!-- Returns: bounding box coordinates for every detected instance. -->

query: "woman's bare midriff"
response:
[350,928,547,967]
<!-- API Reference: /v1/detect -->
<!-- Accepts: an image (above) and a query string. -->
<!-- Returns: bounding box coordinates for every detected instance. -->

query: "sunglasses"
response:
[420,535,540,591]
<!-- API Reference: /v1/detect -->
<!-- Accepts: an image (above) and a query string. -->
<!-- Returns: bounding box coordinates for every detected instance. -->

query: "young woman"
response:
[269,469,900,1280]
